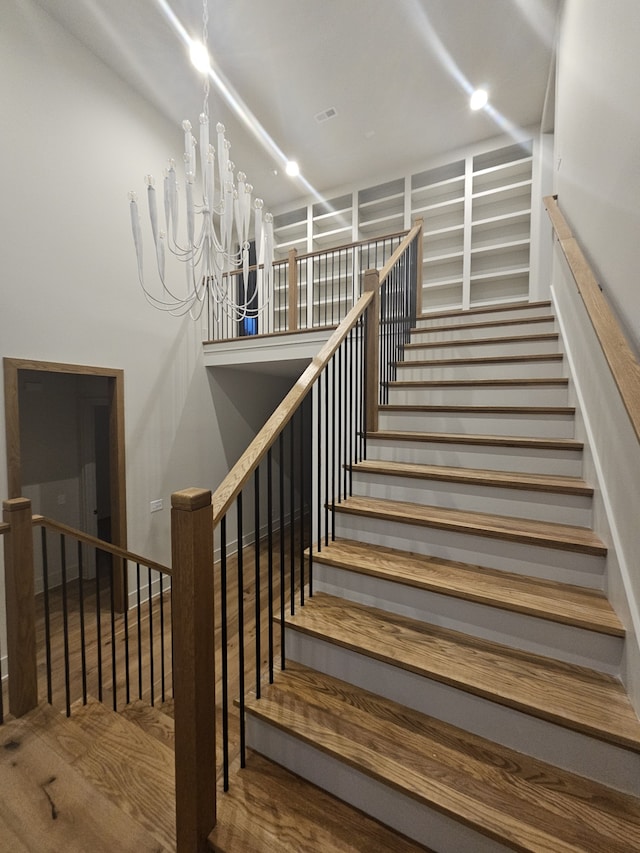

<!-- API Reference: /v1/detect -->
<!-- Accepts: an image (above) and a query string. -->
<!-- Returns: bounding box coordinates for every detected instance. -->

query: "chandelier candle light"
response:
[128,0,274,334]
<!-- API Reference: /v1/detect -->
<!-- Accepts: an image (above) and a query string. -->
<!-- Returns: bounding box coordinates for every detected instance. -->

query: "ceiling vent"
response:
[315,107,338,124]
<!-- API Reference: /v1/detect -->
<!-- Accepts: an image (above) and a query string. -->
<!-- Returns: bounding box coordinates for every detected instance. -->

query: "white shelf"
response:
[470,265,529,282]
[359,213,404,231]
[358,191,404,211]
[413,196,465,215]
[471,206,532,229]
[472,179,532,202]
[424,249,465,264]
[470,238,530,256]
[424,277,465,291]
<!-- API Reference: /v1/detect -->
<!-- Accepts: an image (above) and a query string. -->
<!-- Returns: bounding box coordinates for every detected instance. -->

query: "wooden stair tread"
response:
[245,662,640,853]
[367,429,584,451]
[335,495,606,555]
[0,702,172,853]
[310,538,623,636]
[404,332,559,350]
[395,352,564,367]
[380,403,575,414]
[388,377,568,388]
[350,459,593,496]
[417,300,551,322]
[120,699,175,750]
[210,750,431,852]
[282,594,640,751]
[410,315,555,334]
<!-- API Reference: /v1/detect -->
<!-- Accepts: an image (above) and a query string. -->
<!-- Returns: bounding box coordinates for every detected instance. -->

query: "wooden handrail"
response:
[211,221,423,525]
[544,196,640,445]
[212,291,374,524]
[32,514,172,576]
[0,521,9,536]
[379,219,423,284]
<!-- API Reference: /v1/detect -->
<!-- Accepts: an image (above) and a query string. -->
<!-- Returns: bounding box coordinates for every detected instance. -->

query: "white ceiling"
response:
[34,0,560,210]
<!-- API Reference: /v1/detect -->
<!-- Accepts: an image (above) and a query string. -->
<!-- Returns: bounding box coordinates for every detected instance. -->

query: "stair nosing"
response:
[380,404,575,415]
[404,332,559,350]
[309,538,623,636]
[387,377,569,388]
[410,316,555,335]
[334,495,606,556]
[367,430,584,451]
[417,300,551,322]
[394,353,564,367]
[349,459,593,496]
[282,594,640,752]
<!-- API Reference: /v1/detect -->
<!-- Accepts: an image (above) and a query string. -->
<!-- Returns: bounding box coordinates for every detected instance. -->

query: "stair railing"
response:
[208,218,422,800]
[204,227,416,340]
[1,495,215,853]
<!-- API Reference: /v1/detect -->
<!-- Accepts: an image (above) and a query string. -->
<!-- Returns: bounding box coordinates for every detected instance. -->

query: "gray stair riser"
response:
[245,714,512,853]
[395,359,564,380]
[403,338,558,359]
[349,472,592,526]
[378,409,575,438]
[333,511,605,587]
[312,562,622,674]
[365,438,584,476]
[386,384,568,408]
[416,304,552,328]
[284,630,640,796]
[410,320,556,343]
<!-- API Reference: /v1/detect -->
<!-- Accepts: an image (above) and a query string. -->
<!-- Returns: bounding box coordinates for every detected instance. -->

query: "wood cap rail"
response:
[32,514,172,576]
[544,195,640,445]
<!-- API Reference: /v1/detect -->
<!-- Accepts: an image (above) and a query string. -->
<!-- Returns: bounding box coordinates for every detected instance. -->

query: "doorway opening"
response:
[3,358,127,611]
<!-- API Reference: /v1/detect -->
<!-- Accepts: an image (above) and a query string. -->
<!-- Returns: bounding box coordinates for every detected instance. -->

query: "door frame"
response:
[3,357,128,611]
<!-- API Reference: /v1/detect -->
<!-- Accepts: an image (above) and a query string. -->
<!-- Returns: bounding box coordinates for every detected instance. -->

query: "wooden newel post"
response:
[171,488,216,853]
[288,247,299,331]
[2,497,38,717]
[363,269,380,434]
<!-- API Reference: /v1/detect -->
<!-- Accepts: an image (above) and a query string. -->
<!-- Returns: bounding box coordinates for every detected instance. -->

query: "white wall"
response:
[554,0,640,353]
[553,1,640,712]
[0,1,291,658]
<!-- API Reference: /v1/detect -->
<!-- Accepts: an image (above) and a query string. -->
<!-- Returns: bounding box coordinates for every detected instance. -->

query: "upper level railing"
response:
[204,227,418,341]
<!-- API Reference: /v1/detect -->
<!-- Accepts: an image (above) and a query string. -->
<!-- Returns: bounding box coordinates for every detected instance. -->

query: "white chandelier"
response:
[128,0,274,326]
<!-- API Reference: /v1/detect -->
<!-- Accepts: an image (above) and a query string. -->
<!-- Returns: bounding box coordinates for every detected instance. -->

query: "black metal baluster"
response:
[96,550,103,703]
[316,380,322,554]
[148,567,154,706]
[41,528,53,704]
[279,432,286,670]
[109,556,117,710]
[299,401,305,606]
[59,535,71,716]
[136,563,142,700]
[124,571,131,706]
[338,343,343,503]
[77,541,87,705]
[289,420,295,615]
[324,367,329,544]
[331,356,336,541]
[254,468,261,699]
[159,572,165,703]
[236,495,246,768]
[267,449,274,682]
[220,516,230,791]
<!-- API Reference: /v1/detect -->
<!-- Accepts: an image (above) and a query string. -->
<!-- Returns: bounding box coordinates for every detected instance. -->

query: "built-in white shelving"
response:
[272,134,543,313]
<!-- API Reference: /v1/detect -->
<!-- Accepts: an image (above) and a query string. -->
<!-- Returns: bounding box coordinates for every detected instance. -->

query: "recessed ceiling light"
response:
[470,88,488,111]
[285,160,300,177]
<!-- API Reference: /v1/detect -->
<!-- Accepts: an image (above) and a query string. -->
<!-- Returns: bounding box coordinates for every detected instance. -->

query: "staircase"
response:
[240,300,640,852]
